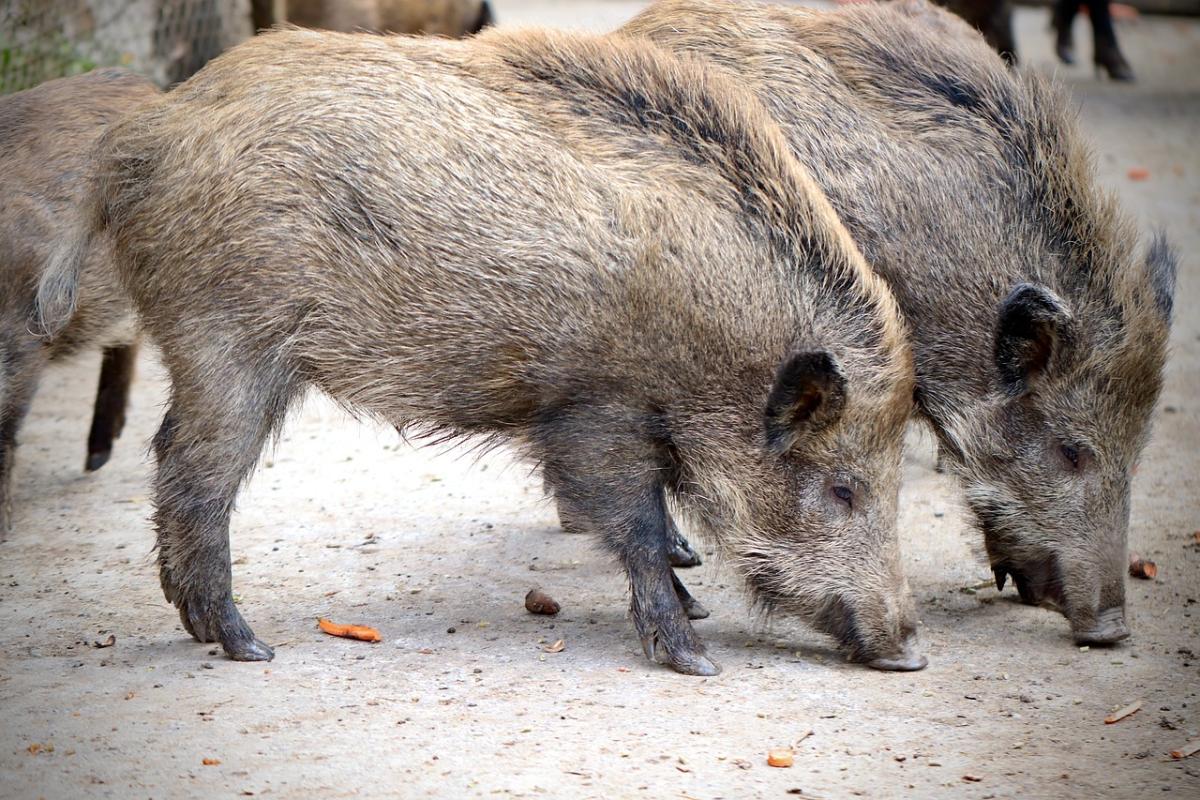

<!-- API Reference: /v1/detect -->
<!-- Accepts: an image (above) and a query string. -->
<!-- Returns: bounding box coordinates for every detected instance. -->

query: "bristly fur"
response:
[622,0,1175,639]
[38,25,919,667]
[1,68,158,534]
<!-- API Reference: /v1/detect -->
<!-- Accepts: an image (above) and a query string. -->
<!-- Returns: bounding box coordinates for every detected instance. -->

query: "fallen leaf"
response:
[1105,700,1142,724]
[542,639,565,653]
[963,774,983,782]
[767,748,795,768]
[317,618,381,643]
[1127,167,1150,182]
[93,634,116,649]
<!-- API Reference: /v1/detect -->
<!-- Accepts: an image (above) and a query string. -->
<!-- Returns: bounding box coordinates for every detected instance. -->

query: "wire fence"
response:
[0,0,252,94]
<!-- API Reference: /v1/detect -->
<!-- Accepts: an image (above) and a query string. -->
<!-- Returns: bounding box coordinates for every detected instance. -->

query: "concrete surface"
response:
[1,2,1198,799]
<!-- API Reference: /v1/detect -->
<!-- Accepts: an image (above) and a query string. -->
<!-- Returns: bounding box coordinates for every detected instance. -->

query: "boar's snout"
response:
[817,594,928,672]
[994,554,1129,645]
[1072,607,1129,646]
[865,633,928,672]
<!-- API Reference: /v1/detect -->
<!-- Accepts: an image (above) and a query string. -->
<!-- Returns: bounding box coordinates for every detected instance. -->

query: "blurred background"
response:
[2,0,1197,94]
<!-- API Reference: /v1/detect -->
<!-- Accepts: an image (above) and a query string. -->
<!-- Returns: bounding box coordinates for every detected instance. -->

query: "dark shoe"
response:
[1095,45,1135,82]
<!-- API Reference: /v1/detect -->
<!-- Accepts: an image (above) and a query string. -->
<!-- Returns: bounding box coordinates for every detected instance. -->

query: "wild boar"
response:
[0,68,159,535]
[622,0,1175,645]
[37,27,922,674]
[281,0,493,36]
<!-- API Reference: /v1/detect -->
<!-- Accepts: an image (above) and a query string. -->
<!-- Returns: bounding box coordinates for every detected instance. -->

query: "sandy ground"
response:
[2,2,1198,799]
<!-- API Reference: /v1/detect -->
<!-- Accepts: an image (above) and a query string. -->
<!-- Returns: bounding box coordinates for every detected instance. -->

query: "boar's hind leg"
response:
[86,342,139,472]
[0,346,47,536]
[152,360,298,662]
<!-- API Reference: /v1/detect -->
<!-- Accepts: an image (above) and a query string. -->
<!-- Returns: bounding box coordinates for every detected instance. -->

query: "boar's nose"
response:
[1072,607,1130,645]
[865,634,928,672]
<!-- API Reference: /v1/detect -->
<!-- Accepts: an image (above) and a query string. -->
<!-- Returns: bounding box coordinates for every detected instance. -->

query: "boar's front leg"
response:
[85,342,139,472]
[151,359,297,661]
[555,488,707,619]
[541,412,718,676]
[665,517,703,568]
[671,571,709,621]
[559,493,702,568]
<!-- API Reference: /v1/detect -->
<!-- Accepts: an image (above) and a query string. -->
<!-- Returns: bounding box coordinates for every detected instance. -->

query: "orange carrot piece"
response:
[1104,700,1142,724]
[1170,739,1200,759]
[318,618,382,643]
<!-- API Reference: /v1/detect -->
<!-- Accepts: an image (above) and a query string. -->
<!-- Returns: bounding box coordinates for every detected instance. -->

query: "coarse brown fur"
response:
[283,0,493,36]
[37,26,921,674]
[621,0,1176,644]
[0,69,159,535]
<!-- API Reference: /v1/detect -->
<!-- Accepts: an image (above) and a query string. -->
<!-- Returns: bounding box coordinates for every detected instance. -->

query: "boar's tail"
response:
[34,180,104,338]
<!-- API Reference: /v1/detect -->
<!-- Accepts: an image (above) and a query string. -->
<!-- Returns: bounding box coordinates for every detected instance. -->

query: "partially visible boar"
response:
[282,0,493,36]
[0,69,159,535]
[623,0,1175,646]
[38,27,922,675]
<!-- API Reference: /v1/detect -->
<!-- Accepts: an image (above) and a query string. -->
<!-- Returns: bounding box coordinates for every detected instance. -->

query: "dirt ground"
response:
[2,2,1198,799]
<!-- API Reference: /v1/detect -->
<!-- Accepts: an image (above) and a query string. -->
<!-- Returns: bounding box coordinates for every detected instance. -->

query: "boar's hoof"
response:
[85,449,113,472]
[1072,607,1130,645]
[668,531,702,568]
[177,595,275,662]
[681,595,710,621]
[639,632,721,676]
[670,573,710,620]
[866,652,929,671]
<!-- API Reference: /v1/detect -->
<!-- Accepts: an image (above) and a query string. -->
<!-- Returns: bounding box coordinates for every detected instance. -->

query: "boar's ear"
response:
[994,283,1071,396]
[1146,233,1177,321]
[765,351,847,453]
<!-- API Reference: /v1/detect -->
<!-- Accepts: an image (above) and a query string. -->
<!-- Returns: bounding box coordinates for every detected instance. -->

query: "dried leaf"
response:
[542,639,565,653]
[1169,739,1200,759]
[1104,700,1142,724]
[93,634,116,649]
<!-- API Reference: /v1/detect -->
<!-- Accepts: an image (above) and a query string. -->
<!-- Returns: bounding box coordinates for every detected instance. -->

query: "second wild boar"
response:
[622,0,1176,646]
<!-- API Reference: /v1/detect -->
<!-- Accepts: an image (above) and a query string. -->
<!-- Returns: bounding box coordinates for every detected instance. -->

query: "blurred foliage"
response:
[1,35,102,94]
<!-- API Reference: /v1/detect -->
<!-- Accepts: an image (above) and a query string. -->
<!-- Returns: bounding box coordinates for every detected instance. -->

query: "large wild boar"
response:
[622,0,1176,646]
[37,27,924,675]
[281,0,493,36]
[0,69,159,535]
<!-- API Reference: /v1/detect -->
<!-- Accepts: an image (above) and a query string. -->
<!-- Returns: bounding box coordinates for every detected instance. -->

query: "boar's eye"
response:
[1059,443,1084,471]
[831,484,854,510]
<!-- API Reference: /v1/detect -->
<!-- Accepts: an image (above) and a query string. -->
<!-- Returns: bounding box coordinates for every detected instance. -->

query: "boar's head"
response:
[945,236,1175,645]
[670,300,923,670]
